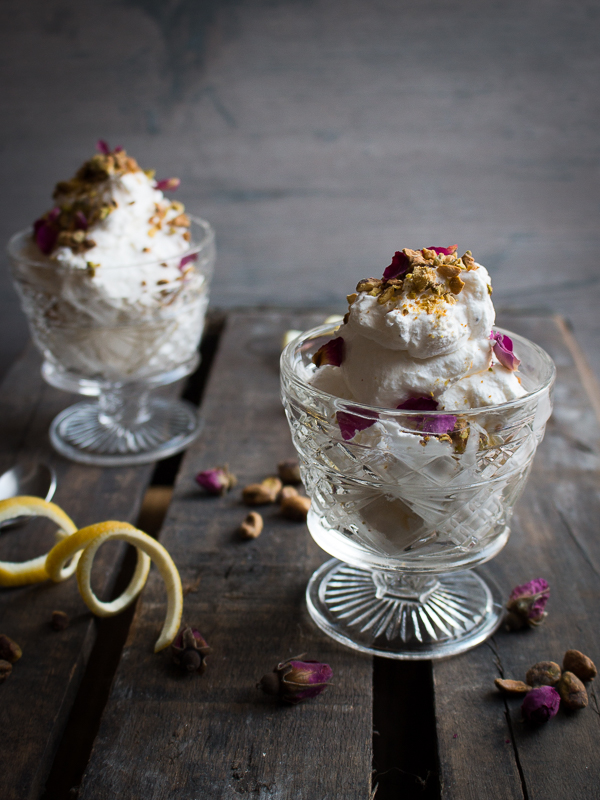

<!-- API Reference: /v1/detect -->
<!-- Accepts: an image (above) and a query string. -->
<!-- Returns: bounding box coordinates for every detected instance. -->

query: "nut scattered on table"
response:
[0,634,22,664]
[277,459,302,485]
[494,678,532,694]
[242,477,282,505]
[281,493,311,521]
[557,671,588,710]
[51,610,70,631]
[562,649,597,682]
[525,661,561,687]
[240,511,264,539]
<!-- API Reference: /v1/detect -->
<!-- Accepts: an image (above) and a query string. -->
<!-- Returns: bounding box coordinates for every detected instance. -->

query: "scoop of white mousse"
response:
[51,171,189,271]
[308,258,527,410]
[437,365,526,409]
[346,264,494,359]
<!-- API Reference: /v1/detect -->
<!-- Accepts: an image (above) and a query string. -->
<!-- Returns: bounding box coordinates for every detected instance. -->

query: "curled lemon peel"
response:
[46,521,182,652]
[0,496,79,587]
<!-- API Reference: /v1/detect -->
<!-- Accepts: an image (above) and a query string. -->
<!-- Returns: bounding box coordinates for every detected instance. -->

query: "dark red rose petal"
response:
[336,409,377,441]
[382,250,411,281]
[34,222,58,255]
[74,211,88,230]
[397,396,438,411]
[96,139,111,155]
[312,337,345,368]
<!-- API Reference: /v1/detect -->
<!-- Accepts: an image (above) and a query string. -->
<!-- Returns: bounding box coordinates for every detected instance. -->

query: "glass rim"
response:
[280,321,556,418]
[7,214,214,271]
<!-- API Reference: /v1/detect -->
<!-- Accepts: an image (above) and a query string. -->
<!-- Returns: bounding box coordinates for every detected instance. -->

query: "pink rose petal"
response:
[396,397,456,435]
[490,331,521,371]
[425,245,458,256]
[312,337,345,368]
[423,414,457,435]
[179,253,198,270]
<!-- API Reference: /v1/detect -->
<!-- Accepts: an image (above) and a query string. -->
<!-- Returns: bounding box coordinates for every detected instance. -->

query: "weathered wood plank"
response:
[435,313,600,800]
[78,311,373,800]
[0,349,168,800]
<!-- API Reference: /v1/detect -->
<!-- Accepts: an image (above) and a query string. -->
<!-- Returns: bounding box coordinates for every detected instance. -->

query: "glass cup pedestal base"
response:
[49,381,201,467]
[306,558,504,660]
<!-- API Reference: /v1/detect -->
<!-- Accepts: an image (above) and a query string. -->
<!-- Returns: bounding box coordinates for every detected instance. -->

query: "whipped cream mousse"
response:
[11,142,213,385]
[311,245,525,411]
[300,245,542,562]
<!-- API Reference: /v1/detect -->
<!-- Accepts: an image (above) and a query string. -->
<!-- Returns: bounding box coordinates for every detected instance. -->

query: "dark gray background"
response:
[1,0,599,380]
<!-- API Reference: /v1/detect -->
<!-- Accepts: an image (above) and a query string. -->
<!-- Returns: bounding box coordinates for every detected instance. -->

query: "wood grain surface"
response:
[0,350,166,800]
[77,311,373,800]
[3,309,599,799]
[434,313,600,800]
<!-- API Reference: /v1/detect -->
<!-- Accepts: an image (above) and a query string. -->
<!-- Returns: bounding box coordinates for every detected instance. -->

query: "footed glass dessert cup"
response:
[281,323,555,659]
[9,217,215,466]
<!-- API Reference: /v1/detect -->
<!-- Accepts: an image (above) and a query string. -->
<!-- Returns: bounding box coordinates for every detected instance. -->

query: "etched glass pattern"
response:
[281,323,555,658]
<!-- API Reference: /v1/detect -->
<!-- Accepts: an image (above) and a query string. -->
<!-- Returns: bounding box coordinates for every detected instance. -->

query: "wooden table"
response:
[1,310,598,800]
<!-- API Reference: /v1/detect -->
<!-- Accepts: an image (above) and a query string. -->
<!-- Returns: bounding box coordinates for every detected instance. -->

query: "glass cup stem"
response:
[98,385,151,429]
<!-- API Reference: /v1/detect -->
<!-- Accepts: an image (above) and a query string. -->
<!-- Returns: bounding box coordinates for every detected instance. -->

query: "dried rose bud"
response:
[521,686,560,724]
[155,177,181,192]
[505,578,549,630]
[0,659,12,683]
[490,331,521,372]
[242,477,282,505]
[494,679,532,695]
[195,465,237,496]
[51,611,70,631]
[277,459,302,485]
[259,655,333,704]
[171,627,211,674]
[563,650,597,682]
[281,493,311,521]
[526,661,562,687]
[557,671,588,710]
[312,337,345,368]
[240,511,263,539]
[0,634,22,664]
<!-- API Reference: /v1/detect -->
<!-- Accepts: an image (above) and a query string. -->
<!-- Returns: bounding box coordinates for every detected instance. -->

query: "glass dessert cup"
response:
[9,217,215,466]
[281,323,555,659]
